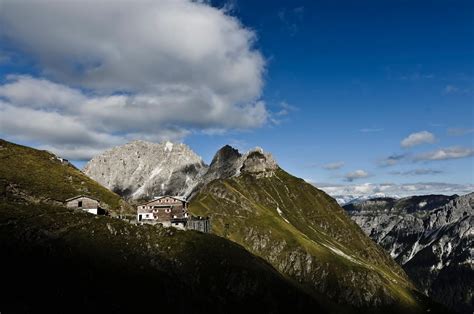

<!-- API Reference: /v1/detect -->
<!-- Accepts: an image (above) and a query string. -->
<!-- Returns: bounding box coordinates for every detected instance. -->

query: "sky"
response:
[0,0,473,198]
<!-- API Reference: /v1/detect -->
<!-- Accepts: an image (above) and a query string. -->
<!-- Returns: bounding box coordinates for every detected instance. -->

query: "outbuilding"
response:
[65,195,102,215]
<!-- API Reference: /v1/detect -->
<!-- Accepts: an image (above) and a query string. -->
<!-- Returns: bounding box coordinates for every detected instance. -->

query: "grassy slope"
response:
[0,139,132,214]
[189,169,448,313]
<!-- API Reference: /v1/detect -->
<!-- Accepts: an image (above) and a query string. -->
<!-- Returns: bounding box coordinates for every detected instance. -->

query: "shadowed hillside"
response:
[0,201,326,313]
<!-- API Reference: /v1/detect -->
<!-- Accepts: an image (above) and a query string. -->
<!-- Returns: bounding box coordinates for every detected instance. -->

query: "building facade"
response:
[65,195,102,215]
[137,196,210,232]
[137,196,188,223]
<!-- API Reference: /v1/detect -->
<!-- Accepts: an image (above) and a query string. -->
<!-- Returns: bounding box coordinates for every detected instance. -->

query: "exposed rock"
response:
[84,140,207,199]
[84,142,280,200]
[344,193,474,314]
[204,145,242,181]
[239,148,278,177]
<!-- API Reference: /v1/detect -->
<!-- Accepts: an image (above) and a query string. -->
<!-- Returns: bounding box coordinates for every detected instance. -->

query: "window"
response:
[78,201,82,207]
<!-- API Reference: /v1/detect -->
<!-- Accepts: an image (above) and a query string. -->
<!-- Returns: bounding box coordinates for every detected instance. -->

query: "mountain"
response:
[189,146,446,313]
[0,138,331,313]
[333,194,401,206]
[344,194,473,314]
[84,140,207,200]
[82,140,448,312]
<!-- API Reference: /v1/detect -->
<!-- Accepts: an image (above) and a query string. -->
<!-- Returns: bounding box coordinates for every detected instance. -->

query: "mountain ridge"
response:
[187,144,448,312]
[344,193,473,314]
[82,140,451,312]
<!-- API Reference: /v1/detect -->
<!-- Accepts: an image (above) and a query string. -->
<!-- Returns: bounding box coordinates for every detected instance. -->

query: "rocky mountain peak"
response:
[210,145,242,167]
[83,140,207,199]
[239,147,278,177]
[205,145,242,181]
[84,142,281,200]
[205,145,279,180]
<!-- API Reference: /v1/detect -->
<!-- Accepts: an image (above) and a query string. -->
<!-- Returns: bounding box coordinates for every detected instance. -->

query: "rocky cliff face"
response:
[84,141,280,200]
[344,194,474,314]
[83,140,207,199]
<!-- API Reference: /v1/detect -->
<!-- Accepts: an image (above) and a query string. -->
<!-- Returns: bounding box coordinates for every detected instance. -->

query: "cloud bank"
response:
[414,147,474,161]
[315,182,474,203]
[0,0,267,160]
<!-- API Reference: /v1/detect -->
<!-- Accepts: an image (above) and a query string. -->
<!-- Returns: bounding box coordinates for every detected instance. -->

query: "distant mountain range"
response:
[344,194,473,314]
[331,193,401,206]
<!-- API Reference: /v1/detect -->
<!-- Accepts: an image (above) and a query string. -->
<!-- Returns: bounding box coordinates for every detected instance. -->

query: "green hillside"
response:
[0,139,132,214]
[189,165,446,313]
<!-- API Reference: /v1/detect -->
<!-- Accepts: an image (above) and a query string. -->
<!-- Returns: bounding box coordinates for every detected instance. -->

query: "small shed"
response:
[187,216,211,233]
[65,195,103,215]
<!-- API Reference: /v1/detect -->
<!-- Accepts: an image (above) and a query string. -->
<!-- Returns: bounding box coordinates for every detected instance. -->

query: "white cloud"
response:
[415,147,474,161]
[401,131,436,148]
[323,161,345,170]
[344,169,370,182]
[0,0,268,160]
[0,75,268,160]
[0,0,264,100]
[0,75,86,109]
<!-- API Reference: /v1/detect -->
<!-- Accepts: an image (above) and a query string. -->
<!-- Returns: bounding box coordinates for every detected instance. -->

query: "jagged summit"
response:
[84,141,280,200]
[206,145,242,181]
[206,145,279,180]
[210,145,241,169]
[83,140,207,199]
[239,147,278,177]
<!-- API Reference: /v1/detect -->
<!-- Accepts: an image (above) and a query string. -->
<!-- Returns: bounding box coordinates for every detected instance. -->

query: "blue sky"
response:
[0,0,473,197]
